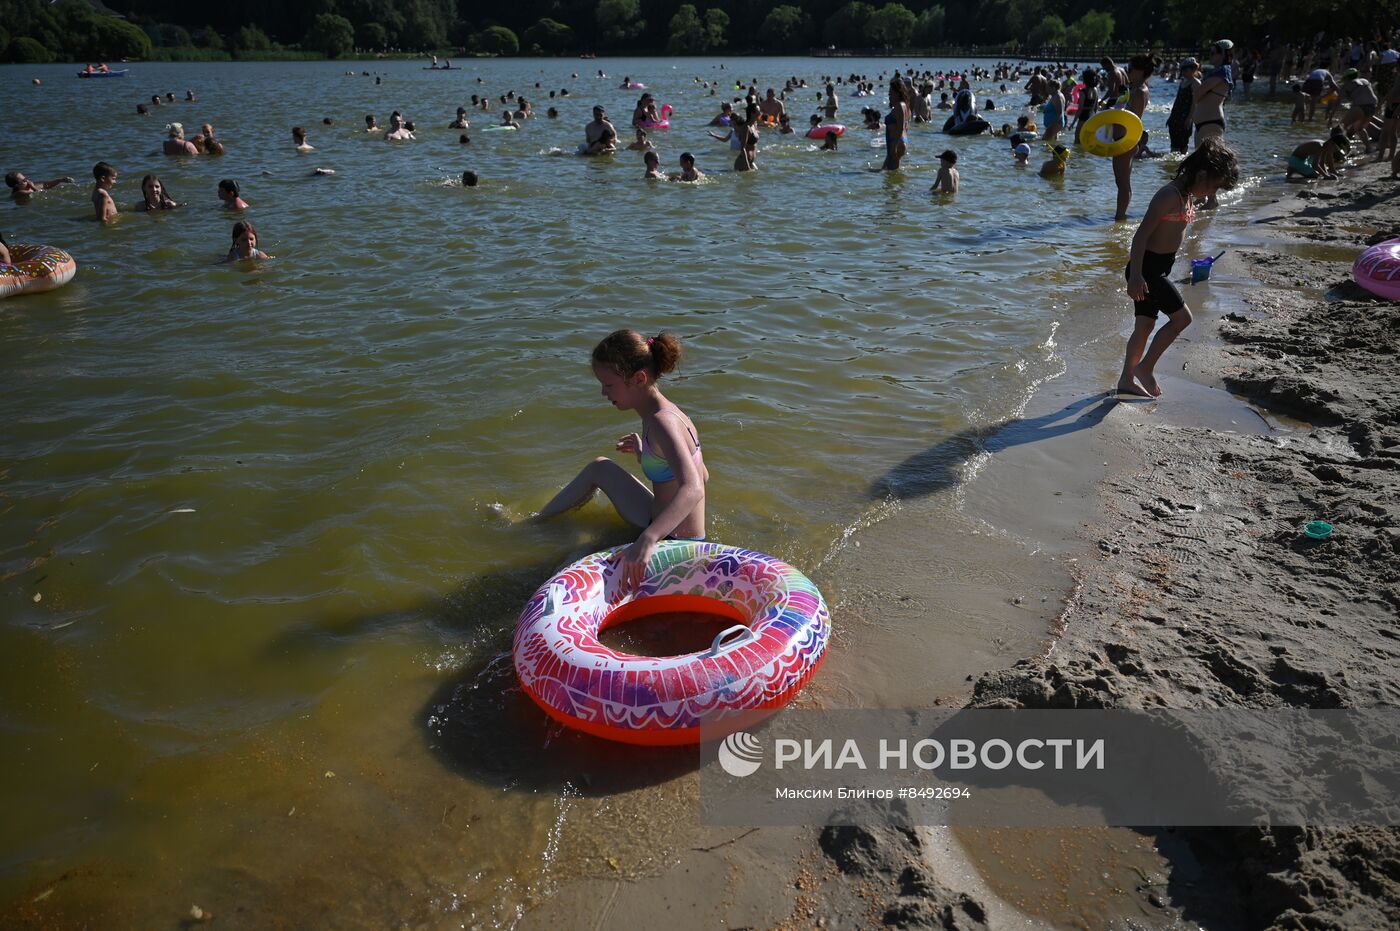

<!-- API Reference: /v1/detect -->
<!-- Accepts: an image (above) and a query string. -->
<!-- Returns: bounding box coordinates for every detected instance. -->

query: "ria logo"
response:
[718,731,764,777]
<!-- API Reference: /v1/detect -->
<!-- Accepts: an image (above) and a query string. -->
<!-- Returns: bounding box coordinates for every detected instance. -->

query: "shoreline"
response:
[521,160,1399,928]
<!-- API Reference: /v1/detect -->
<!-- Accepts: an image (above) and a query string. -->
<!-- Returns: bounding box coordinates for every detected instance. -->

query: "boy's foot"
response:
[1132,363,1162,397]
[1115,378,1152,397]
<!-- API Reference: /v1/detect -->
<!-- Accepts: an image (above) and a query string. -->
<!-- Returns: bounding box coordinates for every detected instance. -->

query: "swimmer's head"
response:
[4,171,22,189]
[218,178,239,198]
[231,220,257,252]
[592,330,681,386]
[644,150,659,167]
[459,134,470,144]
[136,103,149,114]
[365,114,376,125]
[166,122,185,139]
[1129,53,1162,78]
[547,107,558,118]
[680,152,695,167]
[93,161,116,183]
[462,171,478,186]
[457,106,467,115]
[323,117,334,125]
[938,149,957,165]
[592,105,605,119]
[405,121,415,131]
[810,114,820,126]
[292,126,307,142]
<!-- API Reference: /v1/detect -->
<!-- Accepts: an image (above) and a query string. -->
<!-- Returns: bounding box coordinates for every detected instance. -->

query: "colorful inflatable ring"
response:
[638,103,673,130]
[513,540,830,746]
[1080,109,1143,158]
[1354,239,1400,300]
[625,82,646,90]
[0,244,77,300]
[807,124,845,139]
[1066,82,1084,116]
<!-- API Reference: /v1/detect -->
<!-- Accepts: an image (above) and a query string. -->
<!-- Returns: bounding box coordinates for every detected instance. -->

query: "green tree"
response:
[157,23,192,47]
[1027,13,1066,46]
[197,25,224,49]
[233,24,273,51]
[913,5,945,44]
[1065,9,1114,45]
[758,5,811,51]
[822,2,873,47]
[356,21,387,49]
[667,4,703,53]
[304,13,355,57]
[704,9,729,50]
[470,25,520,55]
[523,18,575,53]
[9,35,53,62]
[597,0,645,45]
[94,17,153,59]
[865,3,915,46]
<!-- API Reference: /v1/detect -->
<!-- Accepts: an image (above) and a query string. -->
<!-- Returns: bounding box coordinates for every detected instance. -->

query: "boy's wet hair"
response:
[218,178,238,195]
[4,171,20,189]
[93,161,115,180]
[462,171,478,186]
[680,152,695,165]
[593,330,682,379]
[1174,137,1240,190]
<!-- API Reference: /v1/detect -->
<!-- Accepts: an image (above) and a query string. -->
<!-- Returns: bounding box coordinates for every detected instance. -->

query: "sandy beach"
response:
[520,160,1400,930]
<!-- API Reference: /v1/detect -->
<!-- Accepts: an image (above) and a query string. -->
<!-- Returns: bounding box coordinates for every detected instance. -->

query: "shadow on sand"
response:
[869,393,1122,501]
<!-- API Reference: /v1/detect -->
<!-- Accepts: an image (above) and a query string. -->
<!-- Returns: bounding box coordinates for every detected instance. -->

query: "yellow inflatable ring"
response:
[1080,109,1144,158]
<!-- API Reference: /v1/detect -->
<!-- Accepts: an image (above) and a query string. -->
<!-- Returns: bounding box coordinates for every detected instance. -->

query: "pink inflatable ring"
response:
[807,123,845,139]
[1354,239,1400,300]
[512,540,830,746]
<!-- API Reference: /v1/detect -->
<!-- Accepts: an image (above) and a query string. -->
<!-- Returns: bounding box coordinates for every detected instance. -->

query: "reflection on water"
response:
[0,56,1300,926]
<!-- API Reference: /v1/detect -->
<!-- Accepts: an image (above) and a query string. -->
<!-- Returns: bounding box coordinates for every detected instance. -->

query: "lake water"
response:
[2,56,1299,927]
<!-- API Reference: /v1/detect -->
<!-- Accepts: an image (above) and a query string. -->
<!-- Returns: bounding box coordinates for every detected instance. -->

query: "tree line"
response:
[2,0,1394,62]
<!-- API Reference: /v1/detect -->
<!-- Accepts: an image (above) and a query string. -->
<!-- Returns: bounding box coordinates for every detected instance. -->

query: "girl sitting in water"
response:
[136,174,180,210]
[292,126,315,152]
[1118,138,1240,398]
[536,330,708,593]
[226,220,271,261]
[365,114,379,132]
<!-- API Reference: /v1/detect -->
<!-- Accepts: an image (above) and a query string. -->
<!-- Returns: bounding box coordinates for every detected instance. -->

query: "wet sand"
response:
[523,163,1400,929]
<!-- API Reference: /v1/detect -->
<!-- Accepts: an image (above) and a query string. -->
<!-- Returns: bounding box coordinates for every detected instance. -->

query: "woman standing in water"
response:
[1113,54,1161,221]
[536,330,708,592]
[882,76,912,171]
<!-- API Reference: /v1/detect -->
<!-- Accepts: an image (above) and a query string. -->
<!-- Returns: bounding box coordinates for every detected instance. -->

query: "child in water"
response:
[91,161,118,222]
[1010,135,1031,165]
[1118,139,1240,398]
[674,152,704,182]
[536,330,708,592]
[226,220,271,261]
[931,150,959,193]
[136,174,180,210]
[292,126,314,152]
[217,178,248,209]
[643,150,664,179]
[1040,144,1069,177]
[820,130,839,151]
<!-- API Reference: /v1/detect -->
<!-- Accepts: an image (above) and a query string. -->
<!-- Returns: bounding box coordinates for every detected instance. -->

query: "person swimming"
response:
[226,220,271,261]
